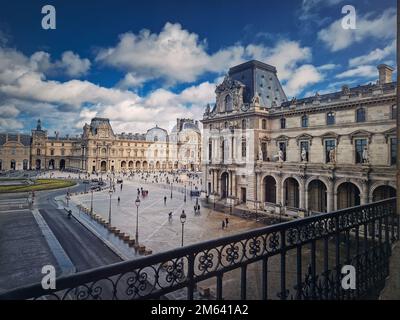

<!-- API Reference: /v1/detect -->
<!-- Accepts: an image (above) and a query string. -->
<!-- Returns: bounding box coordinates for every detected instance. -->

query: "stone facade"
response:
[0,133,31,171]
[201,60,397,215]
[1,118,202,173]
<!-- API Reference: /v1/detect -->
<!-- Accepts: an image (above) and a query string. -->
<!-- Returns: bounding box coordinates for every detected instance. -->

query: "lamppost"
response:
[90,189,94,214]
[180,210,186,247]
[170,182,173,199]
[108,188,113,225]
[135,196,141,244]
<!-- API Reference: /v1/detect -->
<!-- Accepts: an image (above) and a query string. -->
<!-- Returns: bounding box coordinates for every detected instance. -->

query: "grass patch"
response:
[0,179,76,193]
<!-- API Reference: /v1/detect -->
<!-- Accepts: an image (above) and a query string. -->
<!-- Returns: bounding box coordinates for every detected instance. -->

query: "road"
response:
[35,182,122,271]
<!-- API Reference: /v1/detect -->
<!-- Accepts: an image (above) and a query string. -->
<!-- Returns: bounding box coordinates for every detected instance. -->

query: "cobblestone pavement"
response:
[71,175,263,254]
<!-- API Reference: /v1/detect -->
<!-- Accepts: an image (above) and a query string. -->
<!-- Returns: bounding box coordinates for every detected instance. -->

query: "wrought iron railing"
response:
[0,198,397,300]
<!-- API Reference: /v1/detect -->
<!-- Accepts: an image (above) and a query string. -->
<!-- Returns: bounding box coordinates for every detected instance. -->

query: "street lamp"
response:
[108,188,113,225]
[180,210,187,247]
[90,189,94,214]
[170,182,173,199]
[135,196,141,244]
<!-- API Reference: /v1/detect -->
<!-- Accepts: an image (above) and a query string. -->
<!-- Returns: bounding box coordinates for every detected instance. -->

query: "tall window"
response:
[262,119,267,130]
[50,149,54,156]
[280,118,286,129]
[242,138,247,158]
[327,112,335,125]
[37,148,41,156]
[355,139,367,164]
[225,94,233,112]
[208,139,212,161]
[391,138,397,165]
[61,149,65,156]
[300,141,309,161]
[224,121,228,129]
[221,140,225,162]
[301,115,308,128]
[242,119,246,130]
[325,140,336,163]
[356,108,366,123]
[392,105,397,120]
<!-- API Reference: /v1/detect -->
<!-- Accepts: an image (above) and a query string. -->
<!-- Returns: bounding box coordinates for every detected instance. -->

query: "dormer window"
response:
[225,94,233,112]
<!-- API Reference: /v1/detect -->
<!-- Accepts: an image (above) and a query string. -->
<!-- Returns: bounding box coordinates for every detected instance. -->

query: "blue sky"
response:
[0,0,396,134]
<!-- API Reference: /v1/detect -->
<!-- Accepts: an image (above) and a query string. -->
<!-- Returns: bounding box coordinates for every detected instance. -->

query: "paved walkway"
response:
[70,176,263,254]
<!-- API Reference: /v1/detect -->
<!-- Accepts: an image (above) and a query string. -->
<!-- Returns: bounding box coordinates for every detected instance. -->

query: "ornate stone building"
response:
[0,133,31,171]
[1,117,201,173]
[202,60,397,215]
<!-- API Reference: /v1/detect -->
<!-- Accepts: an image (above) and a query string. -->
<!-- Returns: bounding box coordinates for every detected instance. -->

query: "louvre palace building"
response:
[0,118,201,173]
[201,60,396,215]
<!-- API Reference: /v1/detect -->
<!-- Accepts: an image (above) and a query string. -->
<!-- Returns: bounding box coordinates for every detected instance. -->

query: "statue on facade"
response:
[278,149,284,162]
[252,93,260,106]
[362,146,369,163]
[205,103,210,114]
[301,147,307,162]
[258,141,264,161]
[329,147,336,164]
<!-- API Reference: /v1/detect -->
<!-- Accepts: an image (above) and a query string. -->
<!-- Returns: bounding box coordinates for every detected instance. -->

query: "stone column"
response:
[276,174,283,205]
[299,176,306,209]
[326,178,335,212]
[360,180,369,205]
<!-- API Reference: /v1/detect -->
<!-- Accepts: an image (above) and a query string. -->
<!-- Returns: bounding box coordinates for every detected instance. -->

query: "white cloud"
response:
[318,8,396,52]
[58,51,91,77]
[0,118,23,130]
[284,64,323,97]
[0,104,20,118]
[96,22,320,96]
[335,65,376,79]
[299,0,345,21]
[349,40,396,67]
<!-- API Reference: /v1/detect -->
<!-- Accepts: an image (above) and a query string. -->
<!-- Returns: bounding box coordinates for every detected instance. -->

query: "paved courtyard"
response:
[71,174,263,253]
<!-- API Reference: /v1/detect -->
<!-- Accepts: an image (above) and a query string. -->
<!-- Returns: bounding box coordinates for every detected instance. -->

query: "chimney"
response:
[377,64,394,84]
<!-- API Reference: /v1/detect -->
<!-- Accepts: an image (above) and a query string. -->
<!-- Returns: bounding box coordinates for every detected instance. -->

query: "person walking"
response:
[225,217,229,228]
[222,220,225,229]
[164,196,167,205]
[117,196,120,205]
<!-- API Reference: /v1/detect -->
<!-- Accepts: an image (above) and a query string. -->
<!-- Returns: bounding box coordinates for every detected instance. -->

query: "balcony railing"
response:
[0,198,397,300]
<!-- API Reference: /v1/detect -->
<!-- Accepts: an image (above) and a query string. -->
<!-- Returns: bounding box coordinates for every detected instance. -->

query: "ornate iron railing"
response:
[0,198,397,300]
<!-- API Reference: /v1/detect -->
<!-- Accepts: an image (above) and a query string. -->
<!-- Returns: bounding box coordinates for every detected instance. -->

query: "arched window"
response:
[356,108,366,122]
[301,115,308,128]
[154,136,158,142]
[262,119,267,130]
[327,112,335,125]
[280,118,286,129]
[225,94,233,112]
[392,105,397,120]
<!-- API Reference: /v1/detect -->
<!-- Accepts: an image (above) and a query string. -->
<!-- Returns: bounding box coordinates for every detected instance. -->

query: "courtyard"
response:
[70,172,263,254]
